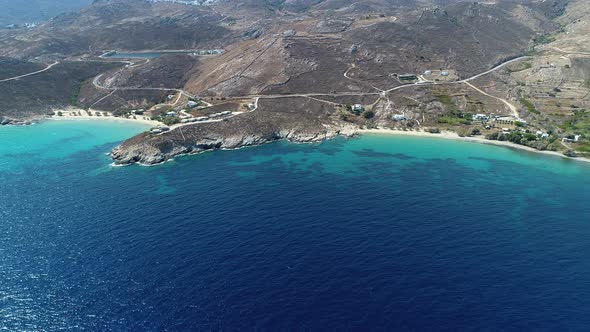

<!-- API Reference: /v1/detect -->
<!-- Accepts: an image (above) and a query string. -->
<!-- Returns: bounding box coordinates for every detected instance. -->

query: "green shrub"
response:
[161,117,180,126]
[520,98,539,114]
[427,128,441,134]
[533,34,556,45]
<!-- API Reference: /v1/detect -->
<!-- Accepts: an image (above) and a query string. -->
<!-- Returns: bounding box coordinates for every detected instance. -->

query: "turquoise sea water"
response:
[0,119,150,172]
[1,120,589,330]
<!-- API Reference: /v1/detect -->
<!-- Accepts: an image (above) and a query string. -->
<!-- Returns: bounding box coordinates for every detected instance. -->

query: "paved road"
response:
[463,56,530,82]
[0,61,60,83]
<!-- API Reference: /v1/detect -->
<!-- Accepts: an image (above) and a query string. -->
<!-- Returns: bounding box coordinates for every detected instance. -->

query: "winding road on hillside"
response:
[249,56,529,118]
[0,61,59,83]
[91,55,532,127]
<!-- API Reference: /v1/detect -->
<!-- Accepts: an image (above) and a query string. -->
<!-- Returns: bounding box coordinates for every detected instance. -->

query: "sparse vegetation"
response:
[520,98,539,114]
[533,33,556,45]
[559,110,590,135]
[70,85,81,105]
[435,94,454,109]
[437,109,472,126]
[507,61,532,73]
[575,142,590,153]
[486,131,538,145]
[151,115,180,126]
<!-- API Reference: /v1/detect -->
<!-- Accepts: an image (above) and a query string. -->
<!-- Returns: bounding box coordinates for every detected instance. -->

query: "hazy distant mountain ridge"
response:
[0,0,93,26]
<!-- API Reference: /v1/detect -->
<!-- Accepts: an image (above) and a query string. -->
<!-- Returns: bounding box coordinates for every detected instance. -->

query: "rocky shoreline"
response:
[109,96,353,165]
[0,116,41,126]
[110,124,354,165]
[110,121,590,166]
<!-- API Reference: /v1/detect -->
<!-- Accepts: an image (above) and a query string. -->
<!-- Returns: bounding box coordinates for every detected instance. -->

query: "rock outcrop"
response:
[110,97,353,165]
[110,125,343,165]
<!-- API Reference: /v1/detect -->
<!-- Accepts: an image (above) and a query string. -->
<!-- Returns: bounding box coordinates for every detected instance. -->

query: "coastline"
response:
[49,108,161,126]
[356,128,590,164]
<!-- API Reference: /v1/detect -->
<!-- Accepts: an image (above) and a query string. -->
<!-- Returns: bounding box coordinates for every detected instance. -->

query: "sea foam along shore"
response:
[50,108,161,126]
[356,128,590,164]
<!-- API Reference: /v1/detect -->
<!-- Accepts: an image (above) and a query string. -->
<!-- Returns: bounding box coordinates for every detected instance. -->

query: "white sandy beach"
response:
[42,109,590,164]
[49,108,161,126]
[357,128,590,164]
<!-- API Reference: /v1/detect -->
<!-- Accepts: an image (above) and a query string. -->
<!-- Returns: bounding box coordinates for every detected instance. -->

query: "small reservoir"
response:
[102,49,224,59]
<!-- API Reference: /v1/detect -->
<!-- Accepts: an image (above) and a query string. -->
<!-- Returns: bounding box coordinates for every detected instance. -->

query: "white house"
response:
[441,71,450,76]
[166,111,177,117]
[187,100,199,108]
[393,114,407,121]
[536,131,549,138]
[352,104,364,112]
[472,114,490,121]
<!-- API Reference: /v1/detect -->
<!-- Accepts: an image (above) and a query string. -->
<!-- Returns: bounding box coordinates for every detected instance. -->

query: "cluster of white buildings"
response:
[179,111,232,123]
[472,114,490,121]
[195,50,225,55]
[352,104,364,112]
[563,135,582,143]
[187,100,200,108]
[423,70,450,77]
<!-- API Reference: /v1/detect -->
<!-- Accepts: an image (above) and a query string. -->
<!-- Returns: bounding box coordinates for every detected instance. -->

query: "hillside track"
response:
[0,61,59,83]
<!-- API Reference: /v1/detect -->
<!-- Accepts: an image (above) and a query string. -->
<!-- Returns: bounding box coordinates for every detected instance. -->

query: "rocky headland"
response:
[110,97,355,165]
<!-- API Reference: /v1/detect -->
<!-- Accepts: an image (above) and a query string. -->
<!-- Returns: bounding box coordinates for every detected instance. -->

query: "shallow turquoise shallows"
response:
[0,119,150,172]
[1,120,589,331]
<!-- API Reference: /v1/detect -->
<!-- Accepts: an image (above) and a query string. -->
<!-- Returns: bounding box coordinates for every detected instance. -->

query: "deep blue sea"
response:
[1,120,590,331]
